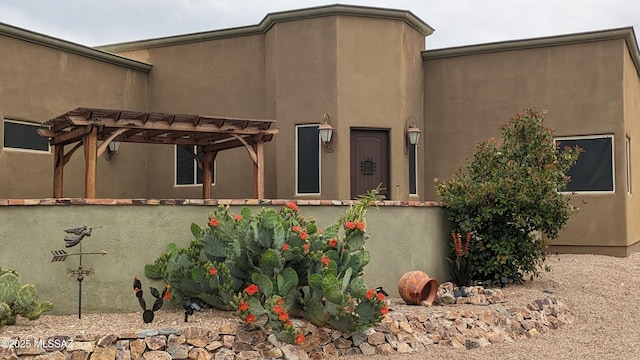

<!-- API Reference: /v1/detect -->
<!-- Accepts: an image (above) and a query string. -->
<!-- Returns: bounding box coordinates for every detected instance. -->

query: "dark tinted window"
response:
[557,136,614,192]
[409,143,417,195]
[176,146,215,185]
[4,121,49,151]
[297,125,320,193]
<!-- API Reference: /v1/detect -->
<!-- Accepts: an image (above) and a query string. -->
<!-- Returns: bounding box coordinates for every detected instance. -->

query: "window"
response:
[556,135,614,193]
[626,136,631,194]
[3,120,49,152]
[296,125,320,194]
[408,143,418,195]
[175,145,215,186]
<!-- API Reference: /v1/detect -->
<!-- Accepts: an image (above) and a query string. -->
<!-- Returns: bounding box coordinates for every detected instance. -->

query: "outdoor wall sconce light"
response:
[106,141,120,161]
[404,120,422,154]
[318,113,334,152]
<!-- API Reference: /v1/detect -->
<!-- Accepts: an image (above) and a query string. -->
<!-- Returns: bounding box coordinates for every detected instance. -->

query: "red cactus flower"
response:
[380,306,389,315]
[377,292,385,301]
[246,313,255,324]
[329,238,338,248]
[356,222,365,231]
[278,311,289,322]
[317,229,323,234]
[295,334,305,344]
[292,225,299,233]
[273,305,283,314]
[282,243,289,251]
[235,214,243,221]
[276,297,283,305]
[245,284,259,296]
[321,255,330,266]
[365,288,375,300]
[163,285,171,301]
[299,231,308,241]
[286,202,298,211]
[209,218,219,227]
[238,301,249,312]
[345,221,356,230]
[208,267,217,276]
[303,243,310,253]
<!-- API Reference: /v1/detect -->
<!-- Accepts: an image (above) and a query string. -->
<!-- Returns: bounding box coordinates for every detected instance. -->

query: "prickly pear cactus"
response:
[147,187,387,344]
[0,268,53,327]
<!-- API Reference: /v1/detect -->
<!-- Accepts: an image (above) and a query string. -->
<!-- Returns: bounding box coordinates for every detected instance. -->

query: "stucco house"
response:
[1,4,639,256]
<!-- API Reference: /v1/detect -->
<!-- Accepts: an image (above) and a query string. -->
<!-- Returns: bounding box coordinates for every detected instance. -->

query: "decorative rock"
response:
[116,340,130,351]
[367,331,386,346]
[218,323,238,336]
[89,347,116,360]
[115,349,131,360]
[221,335,235,349]
[66,341,95,353]
[396,342,414,353]
[47,350,68,360]
[158,328,181,336]
[186,337,209,348]
[167,334,186,347]
[145,335,166,351]
[129,339,147,359]
[137,330,159,339]
[213,348,235,360]
[166,345,189,359]
[44,335,72,352]
[236,350,262,359]
[349,332,367,347]
[281,345,310,360]
[67,350,90,360]
[375,343,394,355]
[232,341,254,352]
[359,342,376,356]
[261,347,284,358]
[97,334,118,348]
[187,347,211,360]
[205,341,224,352]
[142,350,172,360]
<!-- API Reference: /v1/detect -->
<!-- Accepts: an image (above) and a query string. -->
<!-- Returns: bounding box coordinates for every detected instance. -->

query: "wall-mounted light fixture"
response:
[106,141,120,161]
[318,113,334,152]
[404,119,422,154]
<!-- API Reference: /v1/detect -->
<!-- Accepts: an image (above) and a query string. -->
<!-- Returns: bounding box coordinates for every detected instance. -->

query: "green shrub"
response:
[436,109,581,283]
[146,188,387,343]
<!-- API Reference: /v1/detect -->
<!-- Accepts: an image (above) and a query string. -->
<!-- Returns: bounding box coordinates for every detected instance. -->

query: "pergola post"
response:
[83,126,98,198]
[202,151,217,199]
[254,141,265,199]
[53,144,64,198]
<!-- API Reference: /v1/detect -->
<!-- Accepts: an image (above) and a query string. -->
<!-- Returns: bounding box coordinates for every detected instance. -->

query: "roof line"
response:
[422,27,640,77]
[0,22,152,72]
[96,4,434,52]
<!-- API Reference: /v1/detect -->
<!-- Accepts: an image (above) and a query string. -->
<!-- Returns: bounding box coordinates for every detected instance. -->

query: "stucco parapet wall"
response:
[0,21,152,72]
[423,27,640,77]
[0,198,444,207]
[97,4,434,52]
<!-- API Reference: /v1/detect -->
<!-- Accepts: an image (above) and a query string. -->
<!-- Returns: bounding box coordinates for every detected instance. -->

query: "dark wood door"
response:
[350,130,389,199]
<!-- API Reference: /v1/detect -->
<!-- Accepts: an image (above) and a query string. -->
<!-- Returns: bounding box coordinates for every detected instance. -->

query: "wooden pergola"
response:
[38,107,278,199]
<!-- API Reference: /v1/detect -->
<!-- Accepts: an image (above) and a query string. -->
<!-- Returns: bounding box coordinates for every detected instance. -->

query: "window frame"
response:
[295,124,321,196]
[174,145,216,187]
[2,119,50,153]
[555,134,615,194]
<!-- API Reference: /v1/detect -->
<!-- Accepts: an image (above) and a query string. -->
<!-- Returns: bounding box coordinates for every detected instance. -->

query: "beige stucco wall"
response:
[0,204,450,315]
[0,33,150,199]
[424,39,628,252]
[623,42,640,251]
[113,34,270,199]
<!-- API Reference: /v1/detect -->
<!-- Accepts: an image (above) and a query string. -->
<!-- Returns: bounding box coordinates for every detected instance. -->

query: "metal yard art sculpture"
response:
[51,225,107,319]
[132,276,169,323]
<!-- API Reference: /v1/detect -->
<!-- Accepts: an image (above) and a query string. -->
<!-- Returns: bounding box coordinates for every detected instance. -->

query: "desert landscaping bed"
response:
[2,253,640,359]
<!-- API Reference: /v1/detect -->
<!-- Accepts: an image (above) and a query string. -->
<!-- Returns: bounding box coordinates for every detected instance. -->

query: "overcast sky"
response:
[0,0,638,49]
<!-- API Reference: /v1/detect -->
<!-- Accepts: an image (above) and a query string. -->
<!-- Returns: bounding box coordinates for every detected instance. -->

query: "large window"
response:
[175,145,215,186]
[296,125,320,194]
[3,120,49,152]
[408,143,418,195]
[556,135,614,193]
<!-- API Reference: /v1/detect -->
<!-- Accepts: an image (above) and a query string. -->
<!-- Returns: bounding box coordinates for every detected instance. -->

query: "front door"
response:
[350,129,389,199]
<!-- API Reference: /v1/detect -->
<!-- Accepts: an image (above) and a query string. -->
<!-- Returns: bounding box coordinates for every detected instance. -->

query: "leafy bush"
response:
[435,109,581,283]
[0,267,53,327]
[146,188,387,343]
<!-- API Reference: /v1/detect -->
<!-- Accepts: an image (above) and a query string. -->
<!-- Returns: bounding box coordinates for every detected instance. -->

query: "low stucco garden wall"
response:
[0,198,451,315]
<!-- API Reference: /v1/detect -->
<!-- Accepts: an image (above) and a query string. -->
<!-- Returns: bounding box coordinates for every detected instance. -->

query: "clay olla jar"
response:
[397,270,439,306]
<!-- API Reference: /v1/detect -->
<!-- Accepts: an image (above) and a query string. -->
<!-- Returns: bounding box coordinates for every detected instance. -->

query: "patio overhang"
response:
[38,107,278,199]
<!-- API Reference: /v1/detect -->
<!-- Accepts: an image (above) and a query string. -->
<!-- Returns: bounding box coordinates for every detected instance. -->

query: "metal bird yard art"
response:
[51,225,107,319]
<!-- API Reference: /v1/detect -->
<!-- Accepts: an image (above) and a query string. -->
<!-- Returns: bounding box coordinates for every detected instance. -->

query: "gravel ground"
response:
[3,253,640,359]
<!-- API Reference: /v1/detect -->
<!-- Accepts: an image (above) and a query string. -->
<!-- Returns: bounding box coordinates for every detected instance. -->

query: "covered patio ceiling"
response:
[38,107,278,199]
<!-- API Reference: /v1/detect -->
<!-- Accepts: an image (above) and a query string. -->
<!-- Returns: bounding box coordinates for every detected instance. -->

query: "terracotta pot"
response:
[397,270,439,306]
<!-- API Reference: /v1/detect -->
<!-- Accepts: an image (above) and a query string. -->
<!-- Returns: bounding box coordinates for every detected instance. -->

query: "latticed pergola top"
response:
[38,107,278,199]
